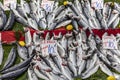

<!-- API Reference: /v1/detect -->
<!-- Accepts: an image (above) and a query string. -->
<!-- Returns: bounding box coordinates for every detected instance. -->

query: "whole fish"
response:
[33,31,41,46]
[74,0,83,14]
[82,54,98,75]
[20,0,30,14]
[1,47,16,71]
[103,2,111,18]
[96,9,103,21]
[52,0,59,12]
[27,17,38,30]
[0,6,7,29]
[81,64,99,79]
[61,59,73,80]
[33,65,49,80]
[111,16,119,28]
[27,66,38,80]
[17,44,28,60]
[38,19,47,30]
[45,56,61,73]
[56,42,66,57]
[67,57,77,77]
[74,16,90,28]
[53,5,66,18]
[0,33,3,65]
[72,19,79,31]
[108,10,119,28]
[101,17,108,29]
[0,65,29,79]
[16,4,27,18]
[99,60,113,76]
[54,20,72,30]
[12,8,29,27]
[60,35,67,52]
[67,2,80,16]
[24,28,32,47]
[68,44,77,67]
[0,8,6,30]
[1,54,34,74]
[3,10,15,31]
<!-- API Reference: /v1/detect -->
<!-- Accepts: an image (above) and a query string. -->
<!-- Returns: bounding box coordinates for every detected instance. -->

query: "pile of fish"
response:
[1,28,120,80]
[27,28,120,80]
[0,0,120,80]
[9,0,120,30]
[0,0,120,30]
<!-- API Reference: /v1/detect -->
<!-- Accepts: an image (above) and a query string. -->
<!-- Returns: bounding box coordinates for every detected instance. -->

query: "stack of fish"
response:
[0,0,120,80]
[0,0,120,30]
[6,28,119,80]
[1,29,120,79]
[10,0,120,30]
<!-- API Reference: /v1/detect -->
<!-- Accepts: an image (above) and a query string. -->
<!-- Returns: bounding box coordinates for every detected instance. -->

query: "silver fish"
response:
[1,47,16,71]
[12,9,29,27]
[111,16,119,28]
[74,16,90,29]
[17,44,28,60]
[68,44,77,67]
[81,64,99,79]
[67,2,80,16]
[99,60,113,76]
[55,20,72,29]
[33,66,49,80]
[103,2,111,18]
[56,42,66,57]
[38,19,47,30]
[33,32,41,46]
[0,8,6,30]
[101,17,108,29]
[27,17,38,30]
[29,1,38,13]
[27,67,38,80]
[74,0,83,14]
[108,10,119,28]
[96,9,103,21]
[0,33,3,65]
[60,35,67,52]
[72,19,79,31]
[82,54,98,75]
[53,5,65,18]
[3,10,15,31]
[78,60,86,75]
[61,59,73,80]
[24,28,32,47]
[1,55,34,74]
[20,0,30,14]
[0,65,29,79]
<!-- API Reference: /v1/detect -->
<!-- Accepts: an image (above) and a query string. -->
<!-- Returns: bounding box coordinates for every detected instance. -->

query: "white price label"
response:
[41,40,57,56]
[102,35,118,49]
[41,1,54,12]
[91,0,104,10]
[4,0,17,10]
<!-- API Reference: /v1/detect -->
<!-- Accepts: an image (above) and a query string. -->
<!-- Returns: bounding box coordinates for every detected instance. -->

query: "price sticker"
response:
[102,35,118,49]
[41,40,57,56]
[41,0,54,12]
[91,0,104,10]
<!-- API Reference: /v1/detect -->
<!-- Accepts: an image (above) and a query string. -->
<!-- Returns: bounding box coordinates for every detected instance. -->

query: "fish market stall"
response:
[0,0,120,80]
